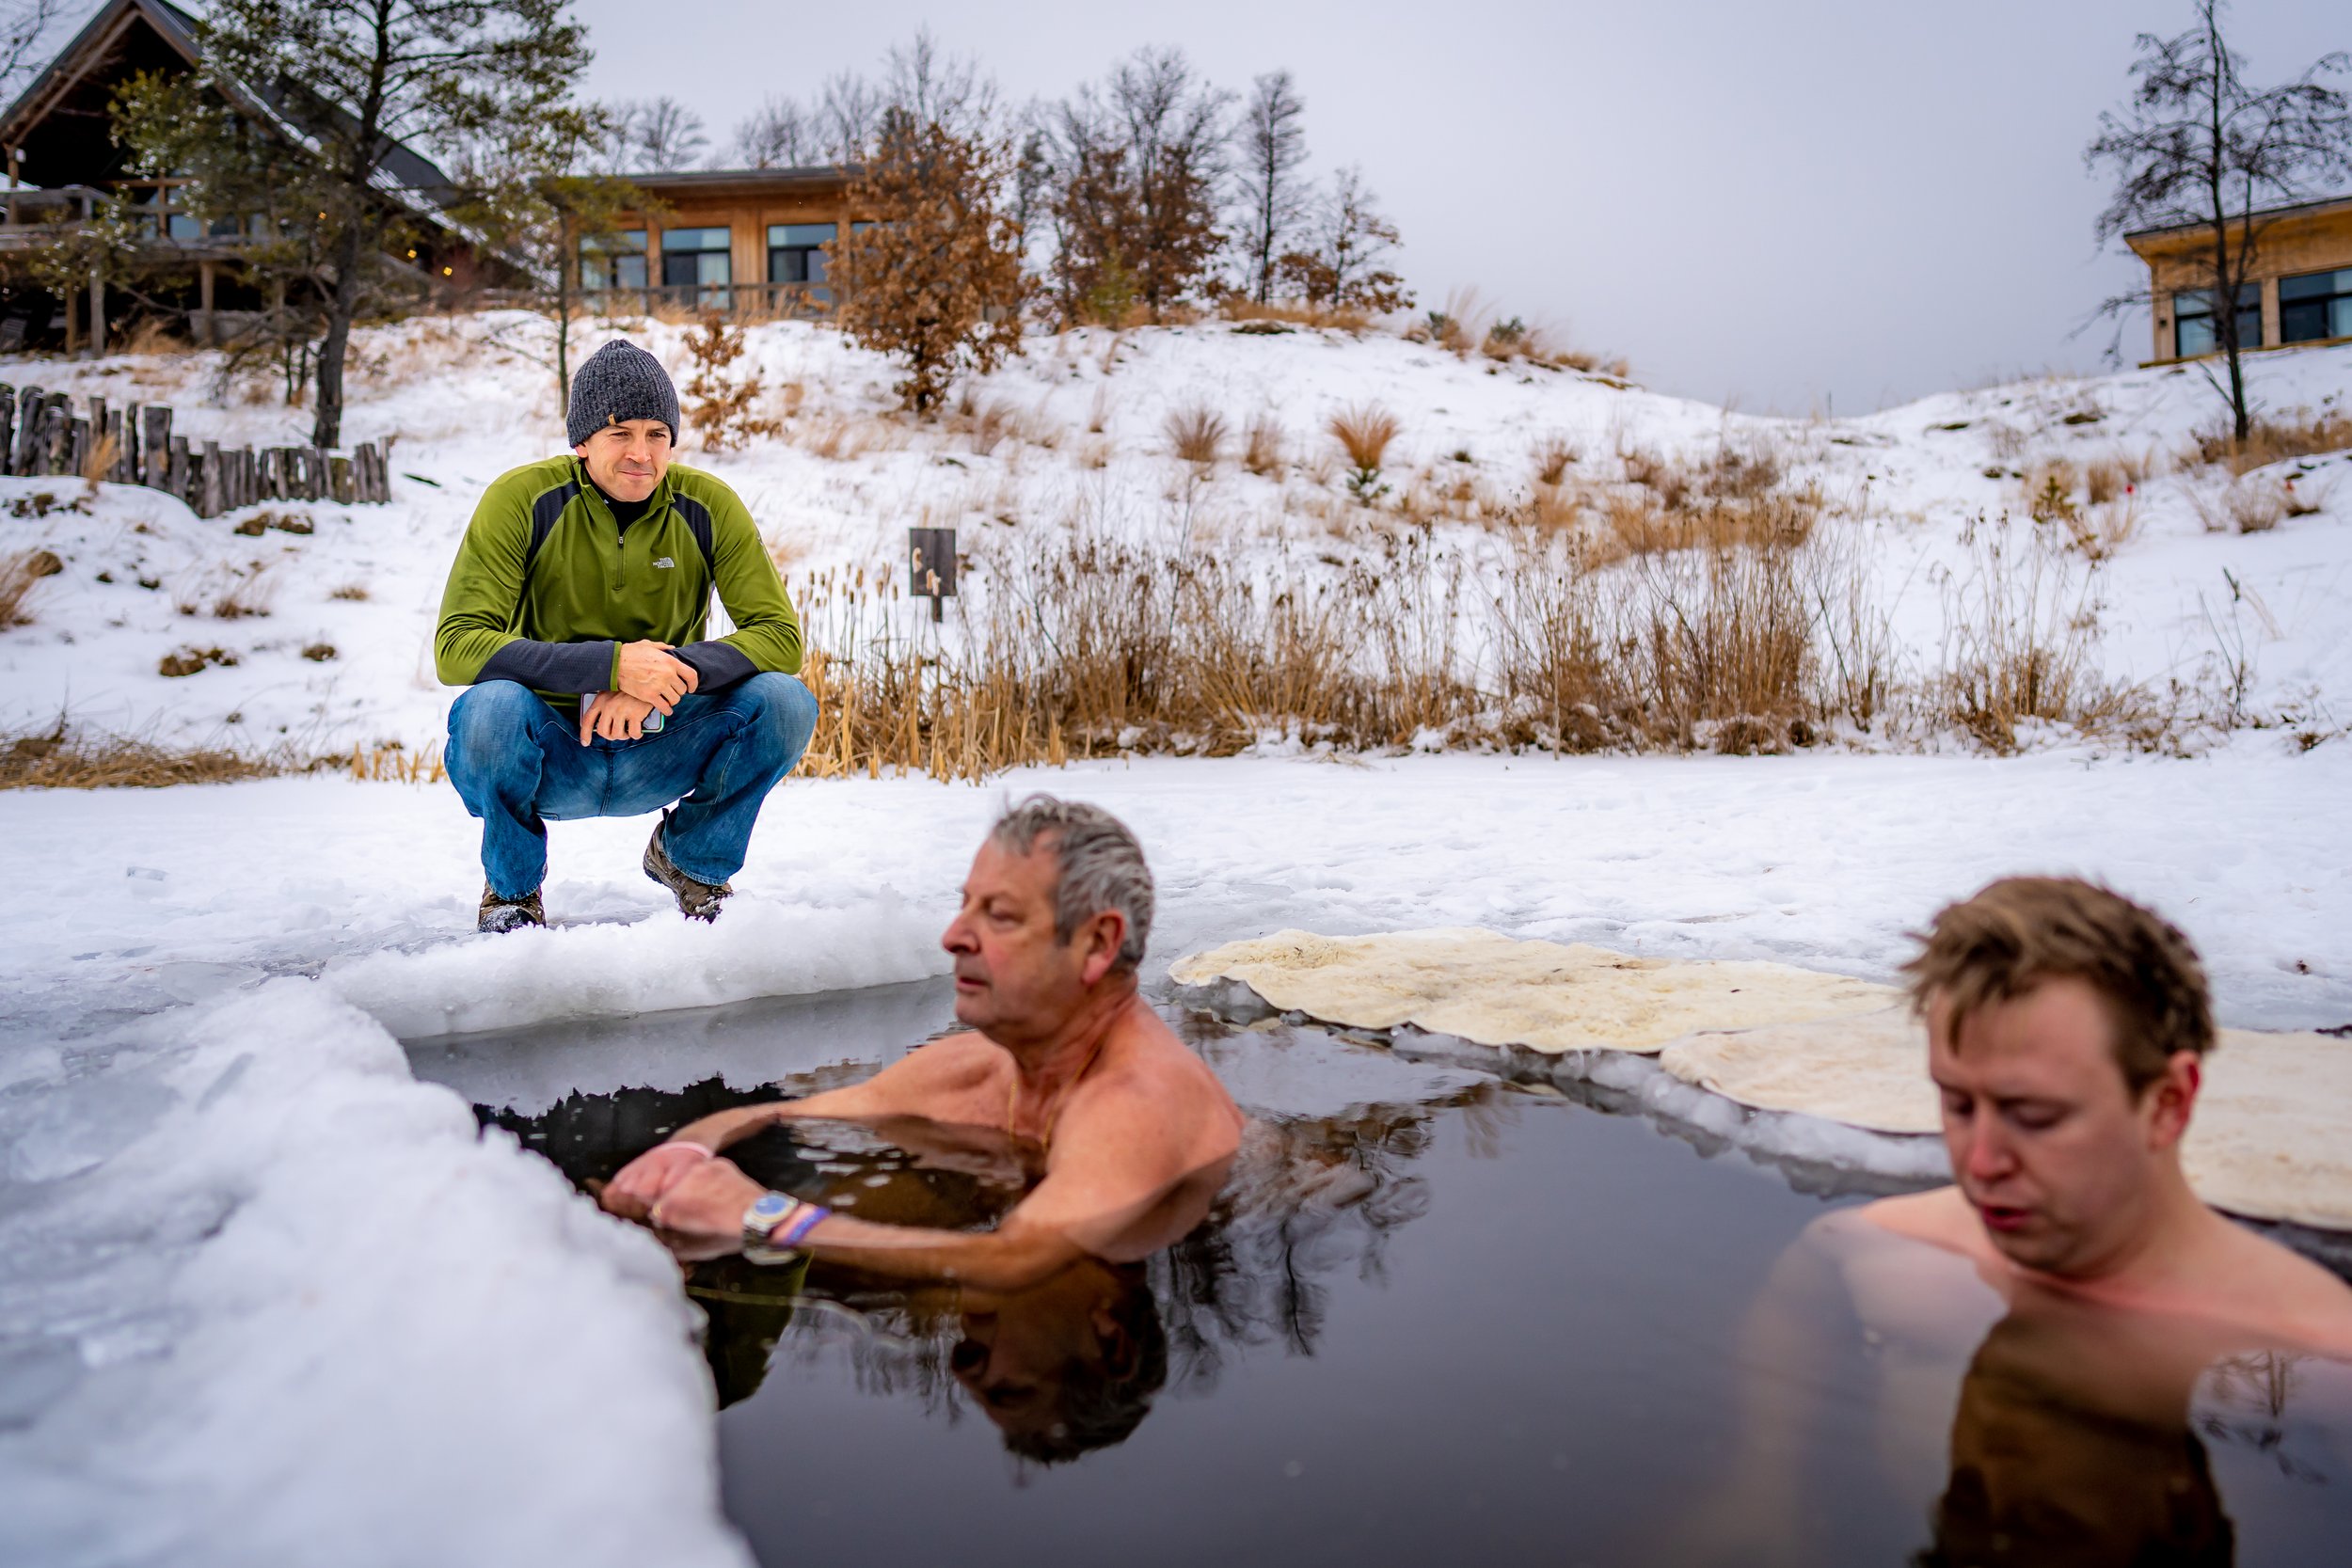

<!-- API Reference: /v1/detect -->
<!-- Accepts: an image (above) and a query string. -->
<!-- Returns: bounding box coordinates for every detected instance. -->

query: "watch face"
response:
[749,1193,791,1224]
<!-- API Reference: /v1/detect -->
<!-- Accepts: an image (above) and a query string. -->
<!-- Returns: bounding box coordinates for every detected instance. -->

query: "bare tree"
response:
[1279,165,1412,313]
[883,28,994,141]
[616,96,710,173]
[0,0,66,97]
[817,70,881,162]
[734,94,812,168]
[1046,47,1232,323]
[1234,70,1309,306]
[2088,0,2352,442]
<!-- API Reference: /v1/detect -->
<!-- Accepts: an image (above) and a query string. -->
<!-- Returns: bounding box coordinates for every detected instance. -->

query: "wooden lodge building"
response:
[2127,195,2352,364]
[582,167,866,320]
[0,0,862,356]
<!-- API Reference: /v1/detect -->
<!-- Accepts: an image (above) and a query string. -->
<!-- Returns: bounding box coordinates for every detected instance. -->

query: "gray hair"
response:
[987,794,1154,973]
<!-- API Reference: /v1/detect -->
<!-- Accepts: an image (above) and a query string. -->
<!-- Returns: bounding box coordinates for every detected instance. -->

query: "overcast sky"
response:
[550,0,2345,413]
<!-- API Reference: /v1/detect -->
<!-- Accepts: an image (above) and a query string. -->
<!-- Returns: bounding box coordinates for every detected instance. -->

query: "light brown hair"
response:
[1902,877,2215,1095]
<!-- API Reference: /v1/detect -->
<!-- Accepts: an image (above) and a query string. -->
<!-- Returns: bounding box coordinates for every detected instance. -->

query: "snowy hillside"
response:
[1,309,2346,755]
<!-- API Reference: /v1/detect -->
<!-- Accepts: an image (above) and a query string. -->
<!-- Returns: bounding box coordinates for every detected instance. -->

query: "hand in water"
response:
[601,1141,719,1221]
[644,1157,767,1243]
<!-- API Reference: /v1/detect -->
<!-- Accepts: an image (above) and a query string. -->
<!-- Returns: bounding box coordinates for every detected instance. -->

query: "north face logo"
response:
[652,557,675,568]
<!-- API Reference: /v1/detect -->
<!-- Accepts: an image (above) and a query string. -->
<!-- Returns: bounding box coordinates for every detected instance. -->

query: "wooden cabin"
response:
[587,167,866,320]
[0,0,483,355]
[2126,195,2352,364]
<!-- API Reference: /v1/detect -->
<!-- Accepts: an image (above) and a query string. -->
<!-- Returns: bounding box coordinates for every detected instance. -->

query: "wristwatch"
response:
[740,1190,830,1265]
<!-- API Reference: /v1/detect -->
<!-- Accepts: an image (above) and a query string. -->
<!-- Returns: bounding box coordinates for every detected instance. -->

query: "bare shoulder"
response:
[1853,1186,1988,1257]
[846,1030,1009,1112]
[2214,1220,2352,1355]
[1072,1006,1245,1157]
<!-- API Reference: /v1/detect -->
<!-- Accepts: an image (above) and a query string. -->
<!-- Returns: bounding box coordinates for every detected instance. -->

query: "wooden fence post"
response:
[141,405,170,488]
[201,440,222,517]
[14,385,41,474]
[328,452,354,504]
[168,435,191,503]
[69,417,89,480]
[0,385,12,474]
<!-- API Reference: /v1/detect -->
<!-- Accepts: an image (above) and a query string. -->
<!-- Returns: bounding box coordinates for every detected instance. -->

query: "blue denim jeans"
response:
[445,673,819,899]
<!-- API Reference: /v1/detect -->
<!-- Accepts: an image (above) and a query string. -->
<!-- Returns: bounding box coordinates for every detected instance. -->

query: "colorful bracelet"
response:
[773,1203,831,1248]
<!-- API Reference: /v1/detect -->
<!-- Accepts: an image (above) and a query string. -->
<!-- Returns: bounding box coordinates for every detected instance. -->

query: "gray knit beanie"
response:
[566,340,681,447]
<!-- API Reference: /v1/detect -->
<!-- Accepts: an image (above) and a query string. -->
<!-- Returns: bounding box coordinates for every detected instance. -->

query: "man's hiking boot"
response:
[644,819,730,923]
[479,884,545,934]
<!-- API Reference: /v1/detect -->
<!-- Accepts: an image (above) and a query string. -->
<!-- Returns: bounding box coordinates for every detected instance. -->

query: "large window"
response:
[660,226,732,302]
[2173,283,2262,358]
[580,229,646,291]
[2280,268,2352,344]
[767,222,835,286]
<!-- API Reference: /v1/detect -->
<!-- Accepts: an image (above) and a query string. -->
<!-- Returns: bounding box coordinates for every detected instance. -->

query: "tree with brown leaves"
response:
[1279,166,1413,314]
[830,107,1029,413]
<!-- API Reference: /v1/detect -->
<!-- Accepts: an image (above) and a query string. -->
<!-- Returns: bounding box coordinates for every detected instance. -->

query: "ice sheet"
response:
[0,983,749,1568]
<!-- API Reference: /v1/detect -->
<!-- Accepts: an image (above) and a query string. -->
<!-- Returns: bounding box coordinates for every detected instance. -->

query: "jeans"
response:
[445,673,818,899]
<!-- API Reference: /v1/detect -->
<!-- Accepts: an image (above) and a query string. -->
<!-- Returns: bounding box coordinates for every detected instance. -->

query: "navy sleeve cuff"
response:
[477,639,615,694]
[674,641,757,693]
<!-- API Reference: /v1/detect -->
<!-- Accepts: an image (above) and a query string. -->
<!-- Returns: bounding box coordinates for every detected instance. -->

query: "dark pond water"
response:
[406,983,2352,1567]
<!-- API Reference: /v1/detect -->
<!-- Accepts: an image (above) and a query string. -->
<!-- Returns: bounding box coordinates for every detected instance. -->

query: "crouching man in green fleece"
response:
[435,341,818,932]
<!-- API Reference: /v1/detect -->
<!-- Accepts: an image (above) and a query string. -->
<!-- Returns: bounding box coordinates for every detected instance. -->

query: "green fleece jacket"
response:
[434,456,802,709]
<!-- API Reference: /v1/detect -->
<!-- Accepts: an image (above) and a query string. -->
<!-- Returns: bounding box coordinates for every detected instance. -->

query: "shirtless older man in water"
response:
[1686,878,2352,1564]
[601,795,1244,1290]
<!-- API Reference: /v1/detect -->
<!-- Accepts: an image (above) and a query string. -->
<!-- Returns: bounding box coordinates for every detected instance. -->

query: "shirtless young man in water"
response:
[601,795,1245,1290]
[1857,875,2352,1350]
[1686,878,2352,1564]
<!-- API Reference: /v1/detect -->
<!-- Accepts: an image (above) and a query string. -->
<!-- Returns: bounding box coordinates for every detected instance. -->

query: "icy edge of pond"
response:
[0,980,749,1568]
[325,884,951,1038]
[1169,977,1952,1195]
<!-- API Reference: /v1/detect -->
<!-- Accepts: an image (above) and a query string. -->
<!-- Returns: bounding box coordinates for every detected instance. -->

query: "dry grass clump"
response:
[329,582,371,602]
[793,416,910,463]
[1242,414,1285,477]
[0,722,273,788]
[342,741,444,783]
[1580,437,1821,564]
[2084,458,2127,505]
[1165,404,1229,467]
[1,549,65,626]
[2188,474,2288,534]
[158,645,238,677]
[2182,408,2352,475]
[1533,435,1578,486]
[1328,403,1401,471]
[1934,516,2116,752]
[81,430,121,486]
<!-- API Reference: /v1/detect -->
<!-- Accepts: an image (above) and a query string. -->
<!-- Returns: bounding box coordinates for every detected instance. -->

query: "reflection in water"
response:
[480,1073,1465,1462]
[467,1014,2350,1560]
[1923,1309,2236,1567]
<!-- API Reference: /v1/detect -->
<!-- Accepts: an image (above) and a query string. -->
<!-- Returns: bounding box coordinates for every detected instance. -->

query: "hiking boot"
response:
[479,883,545,933]
[644,818,730,922]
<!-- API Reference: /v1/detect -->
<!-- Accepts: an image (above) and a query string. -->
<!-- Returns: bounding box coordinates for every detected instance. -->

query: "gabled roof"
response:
[0,0,459,217]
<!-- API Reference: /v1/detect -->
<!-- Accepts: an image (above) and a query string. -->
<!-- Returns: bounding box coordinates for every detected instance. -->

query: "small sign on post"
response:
[908,526,957,624]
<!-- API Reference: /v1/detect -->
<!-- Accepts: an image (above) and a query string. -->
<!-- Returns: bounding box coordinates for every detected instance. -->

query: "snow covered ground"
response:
[1,310,2346,751]
[1,315,2347,1561]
